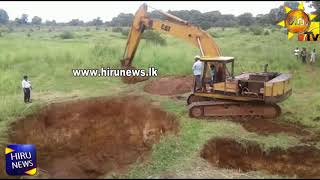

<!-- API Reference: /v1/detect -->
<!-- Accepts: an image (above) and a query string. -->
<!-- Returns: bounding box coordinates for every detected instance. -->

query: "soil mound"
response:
[144,76,193,96]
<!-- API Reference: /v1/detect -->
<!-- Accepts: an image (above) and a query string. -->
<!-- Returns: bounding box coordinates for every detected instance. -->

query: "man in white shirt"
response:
[294,47,300,60]
[192,55,203,91]
[22,75,32,103]
[310,48,316,64]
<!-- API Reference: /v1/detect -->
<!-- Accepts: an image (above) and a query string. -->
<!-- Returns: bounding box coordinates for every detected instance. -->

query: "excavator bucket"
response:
[120,58,149,84]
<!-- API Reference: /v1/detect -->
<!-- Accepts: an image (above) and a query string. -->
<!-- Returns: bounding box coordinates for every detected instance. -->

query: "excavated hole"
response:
[4,96,178,178]
[144,75,193,96]
[201,138,320,178]
[235,119,310,136]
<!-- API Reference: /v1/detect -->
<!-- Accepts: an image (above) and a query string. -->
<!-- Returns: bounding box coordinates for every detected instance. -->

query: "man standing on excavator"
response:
[192,55,203,91]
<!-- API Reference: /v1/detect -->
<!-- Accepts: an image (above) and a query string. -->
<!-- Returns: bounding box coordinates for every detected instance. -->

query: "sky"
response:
[0,1,315,23]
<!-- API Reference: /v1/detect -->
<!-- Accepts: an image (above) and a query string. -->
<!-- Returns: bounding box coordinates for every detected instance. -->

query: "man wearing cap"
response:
[192,55,203,91]
[22,75,32,103]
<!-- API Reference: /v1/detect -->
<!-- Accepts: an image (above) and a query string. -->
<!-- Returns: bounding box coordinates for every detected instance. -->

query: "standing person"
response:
[294,47,300,60]
[22,75,32,103]
[310,48,316,64]
[301,47,307,64]
[192,55,203,91]
[210,64,216,88]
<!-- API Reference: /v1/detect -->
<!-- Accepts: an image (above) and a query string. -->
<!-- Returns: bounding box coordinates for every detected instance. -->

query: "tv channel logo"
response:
[277,2,319,41]
[5,144,37,176]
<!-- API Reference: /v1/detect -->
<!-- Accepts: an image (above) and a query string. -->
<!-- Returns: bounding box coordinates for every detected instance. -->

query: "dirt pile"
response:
[144,76,194,96]
[5,96,178,178]
[121,75,149,84]
[201,138,320,178]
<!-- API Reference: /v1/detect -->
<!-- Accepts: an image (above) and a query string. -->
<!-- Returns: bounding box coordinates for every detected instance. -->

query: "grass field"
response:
[0,26,320,178]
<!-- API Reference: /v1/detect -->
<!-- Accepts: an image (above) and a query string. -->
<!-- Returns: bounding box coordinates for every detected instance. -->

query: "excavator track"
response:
[187,94,213,105]
[188,101,281,119]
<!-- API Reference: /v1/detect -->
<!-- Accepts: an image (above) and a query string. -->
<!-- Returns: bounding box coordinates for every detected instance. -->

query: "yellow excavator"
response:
[121,3,292,119]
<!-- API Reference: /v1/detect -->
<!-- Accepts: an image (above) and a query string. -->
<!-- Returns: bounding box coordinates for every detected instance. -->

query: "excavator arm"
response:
[121,3,224,81]
[121,4,148,67]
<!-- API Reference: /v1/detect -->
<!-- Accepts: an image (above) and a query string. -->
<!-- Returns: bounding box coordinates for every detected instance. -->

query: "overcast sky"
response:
[0,1,315,22]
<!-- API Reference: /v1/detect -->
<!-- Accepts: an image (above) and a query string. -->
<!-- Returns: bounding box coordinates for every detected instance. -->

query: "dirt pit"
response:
[144,75,193,96]
[6,96,178,178]
[235,119,310,136]
[201,138,320,178]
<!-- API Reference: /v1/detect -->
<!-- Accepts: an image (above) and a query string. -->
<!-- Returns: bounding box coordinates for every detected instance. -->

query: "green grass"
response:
[0,26,320,178]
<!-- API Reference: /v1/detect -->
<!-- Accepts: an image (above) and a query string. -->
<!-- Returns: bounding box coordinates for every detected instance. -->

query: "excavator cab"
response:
[195,56,235,93]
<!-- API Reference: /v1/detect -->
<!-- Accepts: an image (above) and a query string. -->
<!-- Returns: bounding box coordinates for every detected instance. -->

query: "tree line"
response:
[0,1,318,29]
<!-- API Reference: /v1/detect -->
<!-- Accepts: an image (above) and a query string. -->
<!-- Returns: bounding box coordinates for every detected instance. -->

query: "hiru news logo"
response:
[277,2,319,41]
[5,144,37,176]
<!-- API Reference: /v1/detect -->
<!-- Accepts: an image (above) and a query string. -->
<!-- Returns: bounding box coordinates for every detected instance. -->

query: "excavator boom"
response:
[121,3,225,82]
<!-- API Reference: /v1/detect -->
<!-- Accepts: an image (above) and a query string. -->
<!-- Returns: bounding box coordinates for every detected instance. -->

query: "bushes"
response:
[112,27,123,33]
[8,27,14,33]
[0,29,4,37]
[208,30,220,38]
[111,27,129,36]
[116,27,166,46]
[240,26,272,35]
[264,30,270,36]
[1,27,14,33]
[0,27,13,36]
[142,30,166,46]
[121,28,129,36]
[239,26,248,33]
[59,31,74,39]
[249,26,263,35]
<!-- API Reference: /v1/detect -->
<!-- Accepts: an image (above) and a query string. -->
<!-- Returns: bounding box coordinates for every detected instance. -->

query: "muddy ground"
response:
[2,96,178,178]
[144,75,193,96]
[201,138,320,178]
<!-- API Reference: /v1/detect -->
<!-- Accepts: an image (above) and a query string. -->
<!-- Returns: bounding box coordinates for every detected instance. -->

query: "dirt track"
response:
[144,75,193,96]
[201,138,320,178]
[4,96,178,178]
